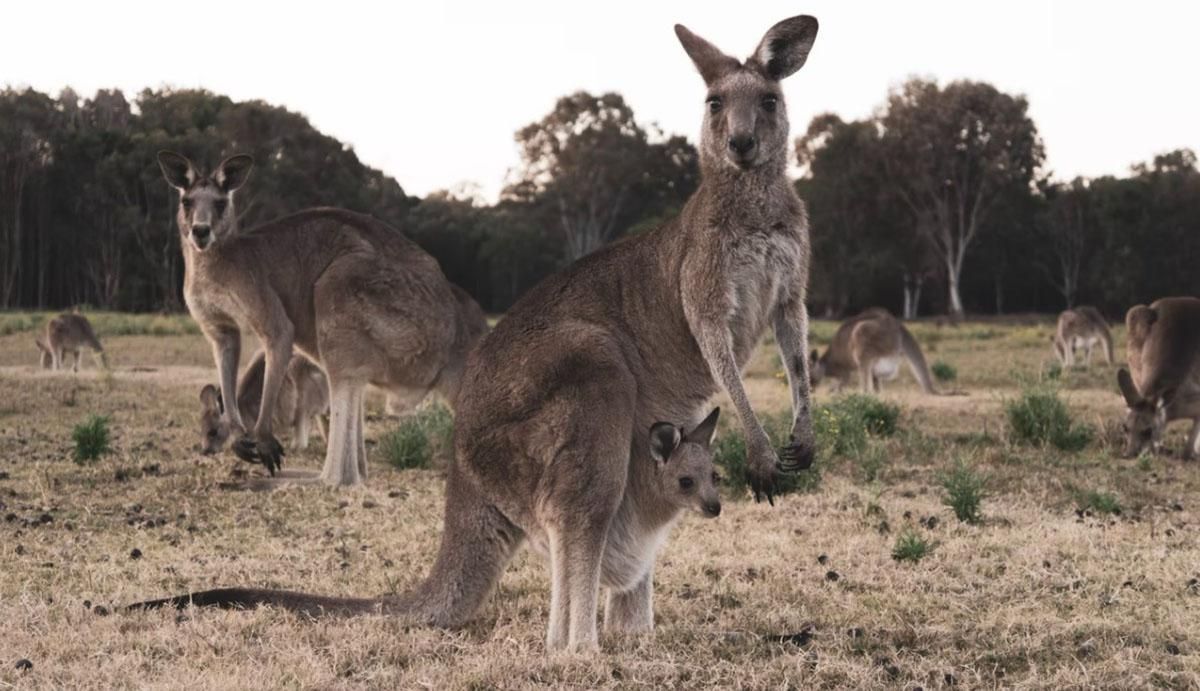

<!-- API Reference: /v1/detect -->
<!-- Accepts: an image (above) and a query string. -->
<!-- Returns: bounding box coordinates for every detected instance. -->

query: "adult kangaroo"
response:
[131,16,820,653]
[37,312,107,371]
[1116,297,1200,459]
[156,151,488,486]
[810,308,940,394]
[1054,306,1114,367]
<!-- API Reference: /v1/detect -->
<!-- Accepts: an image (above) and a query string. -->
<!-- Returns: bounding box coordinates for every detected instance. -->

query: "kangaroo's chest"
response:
[600,517,675,592]
[725,227,806,361]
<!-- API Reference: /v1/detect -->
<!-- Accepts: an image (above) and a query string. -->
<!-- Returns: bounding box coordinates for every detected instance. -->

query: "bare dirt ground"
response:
[0,313,1197,689]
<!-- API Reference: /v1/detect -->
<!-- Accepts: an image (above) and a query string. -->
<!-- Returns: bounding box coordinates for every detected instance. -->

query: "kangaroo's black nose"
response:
[192,225,212,240]
[704,501,721,517]
[728,135,756,156]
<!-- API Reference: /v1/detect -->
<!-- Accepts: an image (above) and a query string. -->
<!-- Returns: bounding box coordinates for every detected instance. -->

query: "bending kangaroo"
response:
[156,151,488,485]
[131,16,820,653]
[36,313,107,371]
[1053,306,1113,367]
[198,351,329,455]
[1116,297,1200,459]
[810,308,939,394]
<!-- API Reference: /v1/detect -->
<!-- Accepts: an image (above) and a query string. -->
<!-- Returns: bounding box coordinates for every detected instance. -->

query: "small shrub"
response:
[1045,363,1063,381]
[940,460,987,524]
[1076,489,1122,515]
[378,403,455,470]
[892,528,933,563]
[1005,385,1093,451]
[857,442,888,483]
[814,394,900,460]
[1136,454,1152,472]
[931,361,957,383]
[72,415,111,464]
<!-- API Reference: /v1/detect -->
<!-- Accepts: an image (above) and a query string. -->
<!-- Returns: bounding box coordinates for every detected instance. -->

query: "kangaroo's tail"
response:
[899,325,939,395]
[126,467,523,626]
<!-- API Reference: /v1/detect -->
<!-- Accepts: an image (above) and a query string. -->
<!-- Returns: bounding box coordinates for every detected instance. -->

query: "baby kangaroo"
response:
[36,312,107,371]
[199,351,329,455]
[129,410,724,634]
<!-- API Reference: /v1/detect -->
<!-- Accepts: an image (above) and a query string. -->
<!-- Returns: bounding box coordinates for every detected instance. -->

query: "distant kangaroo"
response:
[199,351,329,455]
[130,17,820,653]
[1053,306,1113,367]
[156,151,488,486]
[36,313,107,372]
[1116,297,1200,459]
[810,308,939,394]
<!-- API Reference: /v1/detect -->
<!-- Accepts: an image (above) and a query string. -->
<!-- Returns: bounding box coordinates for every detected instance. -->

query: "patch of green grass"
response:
[940,460,987,524]
[857,442,888,483]
[0,312,45,336]
[1136,454,1152,472]
[378,403,455,470]
[72,415,111,464]
[713,412,820,498]
[892,528,934,563]
[1045,363,1063,381]
[1076,489,1122,515]
[813,393,899,461]
[1004,385,1093,451]
[931,361,957,383]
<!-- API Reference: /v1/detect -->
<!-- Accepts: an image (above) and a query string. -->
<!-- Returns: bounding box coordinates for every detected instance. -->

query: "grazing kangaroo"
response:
[810,308,939,394]
[1054,306,1113,367]
[156,151,488,485]
[199,351,329,455]
[37,313,107,372]
[1116,297,1200,459]
[131,16,820,652]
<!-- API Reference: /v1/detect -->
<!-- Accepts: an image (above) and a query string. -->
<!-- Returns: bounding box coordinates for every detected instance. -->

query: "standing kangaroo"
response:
[198,351,329,455]
[1116,297,1200,459]
[1053,306,1113,367]
[810,308,939,394]
[36,313,107,372]
[131,17,820,653]
[156,151,488,485]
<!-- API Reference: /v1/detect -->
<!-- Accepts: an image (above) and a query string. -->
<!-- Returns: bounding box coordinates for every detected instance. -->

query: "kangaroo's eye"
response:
[214,200,227,216]
[761,94,779,112]
[706,96,722,114]
[678,477,695,491]
[181,198,193,211]
[712,471,722,484]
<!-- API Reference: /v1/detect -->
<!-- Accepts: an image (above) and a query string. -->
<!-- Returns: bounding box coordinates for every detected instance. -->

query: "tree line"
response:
[1,81,1196,317]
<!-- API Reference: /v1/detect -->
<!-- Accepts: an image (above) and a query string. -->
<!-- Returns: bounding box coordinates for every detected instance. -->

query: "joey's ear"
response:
[752,15,819,80]
[674,24,740,84]
[810,348,820,363]
[685,407,721,447]
[200,384,220,411]
[216,154,254,193]
[1116,369,1141,407]
[650,422,683,464]
[157,150,196,190]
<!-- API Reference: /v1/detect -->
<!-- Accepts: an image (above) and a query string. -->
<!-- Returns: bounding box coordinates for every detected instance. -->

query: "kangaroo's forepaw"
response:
[779,436,816,473]
[232,435,285,475]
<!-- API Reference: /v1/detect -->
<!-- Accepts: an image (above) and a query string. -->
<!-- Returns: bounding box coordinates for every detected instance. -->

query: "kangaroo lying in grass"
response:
[199,351,329,455]
[130,15,820,654]
[131,410,724,628]
[36,313,107,372]
[810,308,939,394]
[1117,296,1200,459]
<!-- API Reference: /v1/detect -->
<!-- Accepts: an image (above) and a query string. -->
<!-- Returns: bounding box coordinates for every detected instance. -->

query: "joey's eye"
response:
[706,96,722,114]
[761,94,778,112]
[678,477,695,491]
[181,198,193,211]
[214,200,227,216]
[712,471,721,484]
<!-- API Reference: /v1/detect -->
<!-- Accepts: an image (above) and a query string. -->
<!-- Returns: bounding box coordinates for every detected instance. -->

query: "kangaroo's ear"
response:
[675,24,740,85]
[1117,369,1142,407]
[216,154,254,193]
[650,422,683,465]
[200,384,224,414]
[157,151,196,190]
[752,15,819,81]
[685,408,721,447]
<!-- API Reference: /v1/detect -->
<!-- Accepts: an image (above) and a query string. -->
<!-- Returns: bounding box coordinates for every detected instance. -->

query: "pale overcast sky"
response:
[4,1,1197,200]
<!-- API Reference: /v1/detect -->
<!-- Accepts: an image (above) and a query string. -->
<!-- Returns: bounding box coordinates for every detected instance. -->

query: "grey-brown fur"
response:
[131,16,820,654]
[810,308,939,394]
[199,351,329,455]
[1054,306,1113,367]
[37,313,106,372]
[156,152,487,485]
[1117,297,1200,459]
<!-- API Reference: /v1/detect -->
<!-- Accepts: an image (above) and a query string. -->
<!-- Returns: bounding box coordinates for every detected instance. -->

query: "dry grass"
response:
[0,315,1198,689]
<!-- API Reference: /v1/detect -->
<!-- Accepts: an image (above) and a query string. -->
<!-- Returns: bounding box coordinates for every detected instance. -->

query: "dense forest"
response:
[1,82,1196,317]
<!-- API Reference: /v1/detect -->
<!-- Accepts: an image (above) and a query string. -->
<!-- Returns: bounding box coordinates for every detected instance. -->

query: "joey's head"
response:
[1117,368,1167,459]
[198,384,232,454]
[675,16,818,173]
[809,348,827,389]
[649,408,722,518]
[157,151,254,252]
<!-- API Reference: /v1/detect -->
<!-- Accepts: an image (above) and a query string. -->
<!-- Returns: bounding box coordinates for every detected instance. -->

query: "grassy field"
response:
[1,312,1198,689]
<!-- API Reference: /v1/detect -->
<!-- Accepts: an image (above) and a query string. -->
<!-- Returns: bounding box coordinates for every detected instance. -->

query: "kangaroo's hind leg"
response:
[604,570,654,633]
